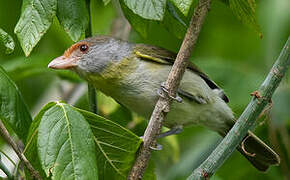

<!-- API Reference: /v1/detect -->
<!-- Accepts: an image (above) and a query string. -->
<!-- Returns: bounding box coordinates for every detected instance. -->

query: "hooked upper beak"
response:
[48,56,78,69]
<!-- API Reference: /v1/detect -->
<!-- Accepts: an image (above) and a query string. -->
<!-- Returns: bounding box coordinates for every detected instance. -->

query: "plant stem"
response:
[127,0,211,179]
[88,84,98,114]
[188,37,290,180]
[0,120,41,179]
[86,0,98,114]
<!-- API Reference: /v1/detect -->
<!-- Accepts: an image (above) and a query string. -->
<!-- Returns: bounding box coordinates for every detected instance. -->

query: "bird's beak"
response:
[48,56,78,69]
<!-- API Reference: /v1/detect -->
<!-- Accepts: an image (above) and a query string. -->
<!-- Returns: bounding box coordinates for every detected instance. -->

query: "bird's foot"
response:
[157,82,182,103]
[157,126,183,138]
[150,144,163,151]
[139,136,163,151]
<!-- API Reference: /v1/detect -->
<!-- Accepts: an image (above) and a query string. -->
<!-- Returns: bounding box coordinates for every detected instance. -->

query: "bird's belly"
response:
[112,83,234,134]
[115,88,219,129]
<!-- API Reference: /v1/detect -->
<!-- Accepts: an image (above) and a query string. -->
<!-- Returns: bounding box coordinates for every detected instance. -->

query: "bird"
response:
[48,35,280,171]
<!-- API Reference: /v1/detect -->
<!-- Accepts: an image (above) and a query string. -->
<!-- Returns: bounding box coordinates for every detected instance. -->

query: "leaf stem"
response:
[187,37,290,180]
[127,0,211,179]
[86,0,98,114]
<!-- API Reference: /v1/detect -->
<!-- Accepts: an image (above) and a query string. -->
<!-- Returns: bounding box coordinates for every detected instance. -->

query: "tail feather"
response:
[219,123,280,172]
[237,131,280,171]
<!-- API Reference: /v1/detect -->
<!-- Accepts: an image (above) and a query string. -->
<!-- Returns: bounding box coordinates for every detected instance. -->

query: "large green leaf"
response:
[170,0,194,16]
[37,102,98,179]
[76,108,141,179]
[24,102,56,179]
[29,102,155,179]
[0,66,32,142]
[229,0,261,36]
[76,108,155,180]
[57,0,89,42]
[122,0,166,20]
[14,0,57,56]
[0,28,15,54]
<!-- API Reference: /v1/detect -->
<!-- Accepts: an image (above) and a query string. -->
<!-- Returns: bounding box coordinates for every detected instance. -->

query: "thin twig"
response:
[88,83,98,114]
[127,0,211,179]
[86,0,98,114]
[0,120,41,179]
[188,37,290,180]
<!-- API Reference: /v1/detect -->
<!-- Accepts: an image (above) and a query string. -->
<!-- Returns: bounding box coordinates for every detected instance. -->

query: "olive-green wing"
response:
[134,44,229,103]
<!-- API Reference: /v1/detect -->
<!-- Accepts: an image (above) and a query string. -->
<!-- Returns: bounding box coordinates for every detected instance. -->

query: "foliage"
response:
[0,28,15,54]
[0,66,31,142]
[14,0,57,56]
[0,0,289,179]
[57,0,89,42]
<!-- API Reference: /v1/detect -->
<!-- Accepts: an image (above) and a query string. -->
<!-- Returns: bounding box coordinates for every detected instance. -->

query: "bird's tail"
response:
[235,131,280,171]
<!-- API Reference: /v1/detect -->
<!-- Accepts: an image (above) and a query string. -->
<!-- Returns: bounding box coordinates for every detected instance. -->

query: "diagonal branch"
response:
[127,0,211,179]
[188,37,290,180]
[0,120,42,179]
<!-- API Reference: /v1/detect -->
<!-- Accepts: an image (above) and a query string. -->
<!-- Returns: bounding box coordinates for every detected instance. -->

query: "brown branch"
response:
[127,0,211,179]
[0,120,42,179]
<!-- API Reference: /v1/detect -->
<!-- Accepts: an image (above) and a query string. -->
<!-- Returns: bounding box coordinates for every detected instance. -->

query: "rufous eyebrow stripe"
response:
[64,42,89,57]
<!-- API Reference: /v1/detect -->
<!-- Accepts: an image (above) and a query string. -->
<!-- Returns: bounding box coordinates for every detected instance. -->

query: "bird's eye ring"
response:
[79,44,88,52]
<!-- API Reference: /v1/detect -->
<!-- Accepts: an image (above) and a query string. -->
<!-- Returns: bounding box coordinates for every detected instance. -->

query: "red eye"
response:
[79,44,88,52]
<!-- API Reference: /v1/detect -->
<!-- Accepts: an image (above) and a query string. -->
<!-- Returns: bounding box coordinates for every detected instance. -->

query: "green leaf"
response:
[24,102,56,179]
[162,1,187,39]
[0,66,32,142]
[229,0,261,36]
[76,108,155,180]
[121,0,187,41]
[120,0,150,37]
[14,0,57,56]
[122,0,166,20]
[169,0,194,16]
[37,102,98,179]
[57,0,89,42]
[0,28,15,54]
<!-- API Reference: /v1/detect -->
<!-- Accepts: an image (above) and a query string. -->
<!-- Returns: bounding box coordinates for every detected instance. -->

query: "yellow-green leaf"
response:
[122,0,166,20]
[170,0,194,16]
[57,0,89,42]
[38,102,98,179]
[14,0,57,56]
[0,28,15,54]
[229,0,261,36]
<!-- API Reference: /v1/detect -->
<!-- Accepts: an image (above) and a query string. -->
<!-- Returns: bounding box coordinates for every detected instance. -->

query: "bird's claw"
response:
[139,136,163,151]
[157,126,183,138]
[157,82,182,103]
[150,143,163,151]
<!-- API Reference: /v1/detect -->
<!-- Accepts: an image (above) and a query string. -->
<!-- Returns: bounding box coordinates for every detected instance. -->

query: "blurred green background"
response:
[0,0,289,179]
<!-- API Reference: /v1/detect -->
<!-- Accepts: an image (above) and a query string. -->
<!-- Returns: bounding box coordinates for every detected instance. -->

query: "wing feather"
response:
[134,44,229,103]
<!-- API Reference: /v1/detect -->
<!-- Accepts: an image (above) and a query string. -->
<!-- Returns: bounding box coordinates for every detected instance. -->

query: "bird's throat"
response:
[85,57,138,99]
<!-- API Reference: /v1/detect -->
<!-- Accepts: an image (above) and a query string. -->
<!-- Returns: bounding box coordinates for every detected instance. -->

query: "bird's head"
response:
[48,36,132,75]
